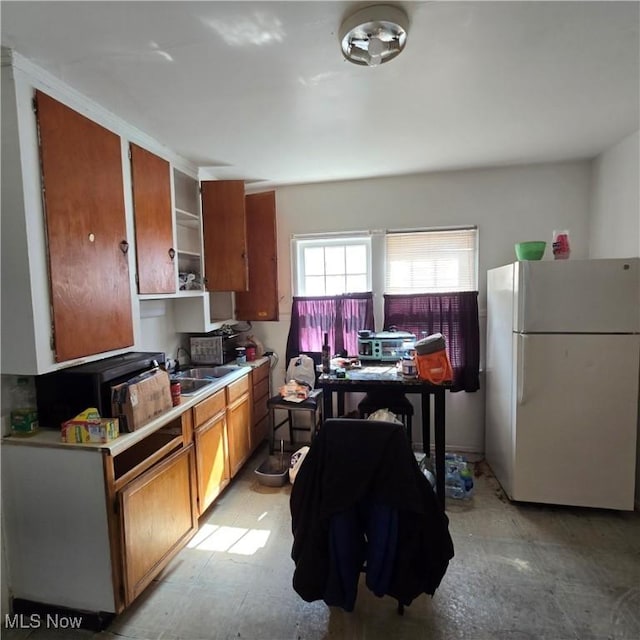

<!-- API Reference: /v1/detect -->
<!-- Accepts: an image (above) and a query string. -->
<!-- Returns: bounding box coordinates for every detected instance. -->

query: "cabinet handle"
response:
[168,248,176,260]
[119,240,129,255]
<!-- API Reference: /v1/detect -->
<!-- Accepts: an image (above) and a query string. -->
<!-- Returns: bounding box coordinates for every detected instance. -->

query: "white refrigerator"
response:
[485,258,640,510]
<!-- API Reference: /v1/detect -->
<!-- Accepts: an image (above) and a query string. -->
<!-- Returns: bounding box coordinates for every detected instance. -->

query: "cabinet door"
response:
[35,90,133,362]
[227,393,251,477]
[195,411,230,516]
[119,444,197,605]
[130,143,175,294]
[235,191,279,321]
[201,180,248,291]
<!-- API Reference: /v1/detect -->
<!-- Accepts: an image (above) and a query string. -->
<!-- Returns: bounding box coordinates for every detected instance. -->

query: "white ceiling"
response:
[2,1,639,189]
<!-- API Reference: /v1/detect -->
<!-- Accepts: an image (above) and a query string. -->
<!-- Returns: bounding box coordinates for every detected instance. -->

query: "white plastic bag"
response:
[285,355,316,390]
[366,408,402,424]
[289,446,310,483]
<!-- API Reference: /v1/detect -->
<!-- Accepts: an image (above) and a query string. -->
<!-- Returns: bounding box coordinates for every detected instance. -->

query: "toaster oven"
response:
[189,331,239,365]
[357,331,416,361]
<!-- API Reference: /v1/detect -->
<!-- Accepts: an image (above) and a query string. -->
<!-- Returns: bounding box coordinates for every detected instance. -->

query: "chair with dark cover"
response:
[290,418,454,613]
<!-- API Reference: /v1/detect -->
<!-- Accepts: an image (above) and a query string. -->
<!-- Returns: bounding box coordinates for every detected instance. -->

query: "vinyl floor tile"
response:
[108,579,193,639]
[4,448,640,640]
[554,583,640,640]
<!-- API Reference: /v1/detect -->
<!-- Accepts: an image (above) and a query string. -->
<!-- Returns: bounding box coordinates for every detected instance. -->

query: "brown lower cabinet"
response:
[1,369,261,618]
[118,444,197,604]
[225,375,252,478]
[193,388,230,516]
[105,415,198,610]
[251,360,271,449]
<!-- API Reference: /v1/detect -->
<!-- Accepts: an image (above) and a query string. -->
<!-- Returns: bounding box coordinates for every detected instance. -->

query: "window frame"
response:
[292,234,373,296]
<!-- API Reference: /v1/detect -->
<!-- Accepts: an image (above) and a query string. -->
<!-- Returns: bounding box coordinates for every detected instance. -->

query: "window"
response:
[385,228,477,293]
[289,227,480,391]
[293,236,371,296]
[382,227,479,392]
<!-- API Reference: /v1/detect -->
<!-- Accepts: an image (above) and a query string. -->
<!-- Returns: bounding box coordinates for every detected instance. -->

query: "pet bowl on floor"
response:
[255,455,290,487]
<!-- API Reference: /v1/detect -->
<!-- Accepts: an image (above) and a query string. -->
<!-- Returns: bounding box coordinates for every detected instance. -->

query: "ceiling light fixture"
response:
[339,4,409,67]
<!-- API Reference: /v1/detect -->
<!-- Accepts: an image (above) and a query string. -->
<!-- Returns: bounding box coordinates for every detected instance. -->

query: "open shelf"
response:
[176,208,200,228]
[112,428,183,492]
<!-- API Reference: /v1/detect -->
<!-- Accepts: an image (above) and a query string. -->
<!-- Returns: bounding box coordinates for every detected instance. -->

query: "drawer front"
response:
[227,375,250,404]
[253,377,269,402]
[253,392,269,423]
[252,361,270,384]
[193,389,226,427]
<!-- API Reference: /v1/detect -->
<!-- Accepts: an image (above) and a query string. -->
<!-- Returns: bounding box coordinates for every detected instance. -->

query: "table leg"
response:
[434,389,446,509]
[421,393,431,458]
[337,391,345,417]
[323,388,333,419]
[269,406,275,454]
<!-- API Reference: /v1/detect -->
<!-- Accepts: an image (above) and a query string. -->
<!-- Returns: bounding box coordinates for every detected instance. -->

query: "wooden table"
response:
[316,366,449,509]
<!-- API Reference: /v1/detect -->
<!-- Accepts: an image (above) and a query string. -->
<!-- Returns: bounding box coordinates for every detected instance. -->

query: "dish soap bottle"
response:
[321,332,331,373]
[10,377,39,437]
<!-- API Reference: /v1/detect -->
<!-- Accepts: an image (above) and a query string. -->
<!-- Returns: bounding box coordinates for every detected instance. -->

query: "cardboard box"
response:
[111,368,172,432]
[61,416,119,443]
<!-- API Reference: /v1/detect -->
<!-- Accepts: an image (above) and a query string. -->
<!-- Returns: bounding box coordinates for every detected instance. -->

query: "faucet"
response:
[175,346,191,372]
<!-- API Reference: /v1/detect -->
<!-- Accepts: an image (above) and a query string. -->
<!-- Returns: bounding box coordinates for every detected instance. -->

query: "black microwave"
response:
[35,351,166,429]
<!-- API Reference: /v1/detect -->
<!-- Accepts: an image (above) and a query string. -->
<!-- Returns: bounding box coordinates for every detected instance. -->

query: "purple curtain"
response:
[286,293,374,364]
[383,292,480,392]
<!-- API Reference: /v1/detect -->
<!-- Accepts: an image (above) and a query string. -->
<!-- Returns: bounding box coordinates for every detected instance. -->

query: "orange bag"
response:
[415,333,453,385]
[416,350,453,385]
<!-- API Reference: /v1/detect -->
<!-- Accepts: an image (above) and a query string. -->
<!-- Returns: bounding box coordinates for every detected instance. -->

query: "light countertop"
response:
[2,357,270,456]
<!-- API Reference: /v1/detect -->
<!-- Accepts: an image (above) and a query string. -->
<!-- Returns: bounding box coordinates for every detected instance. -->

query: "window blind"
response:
[384,228,477,293]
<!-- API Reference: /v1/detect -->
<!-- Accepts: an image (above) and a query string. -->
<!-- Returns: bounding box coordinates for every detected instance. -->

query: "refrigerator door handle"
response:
[517,335,526,405]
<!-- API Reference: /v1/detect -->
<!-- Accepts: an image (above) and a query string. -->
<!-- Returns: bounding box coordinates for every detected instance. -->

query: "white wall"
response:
[589,130,640,508]
[589,130,640,258]
[138,300,183,368]
[251,161,592,453]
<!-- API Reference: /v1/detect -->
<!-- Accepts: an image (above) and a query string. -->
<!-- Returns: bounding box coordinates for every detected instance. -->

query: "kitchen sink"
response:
[175,366,238,380]
[175,378,215,396]
[173,366,241,396]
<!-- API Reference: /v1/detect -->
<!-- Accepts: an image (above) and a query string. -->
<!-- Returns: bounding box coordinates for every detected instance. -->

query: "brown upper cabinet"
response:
[235,191,279,321]
[201,180,248,292]
[35,90,133,362]
[129,144,176,294]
